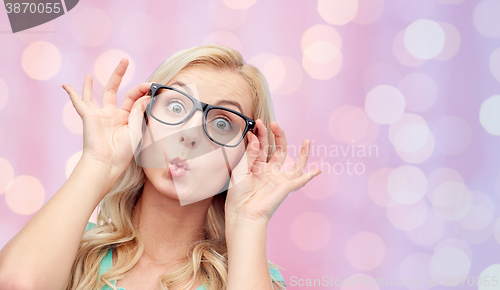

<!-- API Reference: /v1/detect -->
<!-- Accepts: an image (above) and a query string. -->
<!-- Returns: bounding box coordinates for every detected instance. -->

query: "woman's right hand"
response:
[62,58,151,180]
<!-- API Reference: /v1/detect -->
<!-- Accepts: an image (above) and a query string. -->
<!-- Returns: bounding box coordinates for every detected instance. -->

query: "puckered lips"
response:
[168,157,189,178]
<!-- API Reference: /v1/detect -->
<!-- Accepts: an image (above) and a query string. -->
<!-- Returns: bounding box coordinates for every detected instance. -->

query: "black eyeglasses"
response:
[146,83,255,147]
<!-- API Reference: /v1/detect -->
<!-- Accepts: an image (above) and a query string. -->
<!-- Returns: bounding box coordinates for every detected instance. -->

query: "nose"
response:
[178,110,204,149]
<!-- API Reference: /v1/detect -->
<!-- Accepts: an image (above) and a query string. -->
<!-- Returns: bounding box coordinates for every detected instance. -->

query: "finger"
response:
[102,58,129,108]
[81,75,93,103]
[268,121,288,167]
[254,119,269,163]
[120,82,153,113]
[229,131,259,185]
[128,96,151,155]
[62,84,85,117]
[290,139,311,177]
[288,168,322,196]
[236,131,259,173]
[244,131,260,172]
[130,95,151,111]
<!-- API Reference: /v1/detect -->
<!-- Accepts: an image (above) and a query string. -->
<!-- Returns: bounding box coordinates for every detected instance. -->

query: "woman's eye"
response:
[168,101,185,114]
[211,117,232,131]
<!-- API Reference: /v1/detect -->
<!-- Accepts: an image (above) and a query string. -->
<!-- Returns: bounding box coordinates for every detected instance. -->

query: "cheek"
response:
[142,167,163,183]
[226,143,247,169]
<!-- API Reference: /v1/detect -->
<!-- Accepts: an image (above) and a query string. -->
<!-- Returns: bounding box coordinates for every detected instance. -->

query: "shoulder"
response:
[270,266,286,288]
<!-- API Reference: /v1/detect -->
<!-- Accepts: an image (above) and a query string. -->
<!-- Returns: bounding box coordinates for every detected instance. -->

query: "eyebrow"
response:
[214,100,243,115]
[169,81,244,115]
[169,81,193,95]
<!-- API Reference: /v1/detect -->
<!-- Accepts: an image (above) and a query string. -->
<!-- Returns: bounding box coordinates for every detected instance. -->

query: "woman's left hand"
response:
[225,120,322,226]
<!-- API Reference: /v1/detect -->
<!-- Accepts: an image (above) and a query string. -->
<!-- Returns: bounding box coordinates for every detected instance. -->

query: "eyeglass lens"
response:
[151,88,246,146]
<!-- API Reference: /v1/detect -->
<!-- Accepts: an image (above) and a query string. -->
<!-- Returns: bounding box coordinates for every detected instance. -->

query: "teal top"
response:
[85,222,286,289]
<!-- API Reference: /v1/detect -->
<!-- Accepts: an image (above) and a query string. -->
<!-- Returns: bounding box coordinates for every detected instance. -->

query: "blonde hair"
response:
[67,45,285,290]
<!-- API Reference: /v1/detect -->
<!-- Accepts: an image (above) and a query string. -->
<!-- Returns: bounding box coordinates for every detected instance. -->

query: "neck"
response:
[131,178,212,264]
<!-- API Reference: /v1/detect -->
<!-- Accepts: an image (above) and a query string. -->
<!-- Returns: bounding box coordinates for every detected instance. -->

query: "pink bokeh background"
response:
[2,0,500,289]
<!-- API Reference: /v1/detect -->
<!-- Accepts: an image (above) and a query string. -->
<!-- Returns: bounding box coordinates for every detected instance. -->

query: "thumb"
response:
[128,96,150,155]
[63,84,86,118]
[227,132,259,189]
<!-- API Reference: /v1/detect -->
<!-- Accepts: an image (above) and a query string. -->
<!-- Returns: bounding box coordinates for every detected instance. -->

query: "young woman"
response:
[0,45,321,290]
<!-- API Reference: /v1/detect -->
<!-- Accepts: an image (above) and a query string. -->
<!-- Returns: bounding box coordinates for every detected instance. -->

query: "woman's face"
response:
[141,65,254,205]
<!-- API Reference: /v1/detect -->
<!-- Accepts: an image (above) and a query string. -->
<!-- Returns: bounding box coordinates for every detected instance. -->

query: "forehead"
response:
[166,65,254,118]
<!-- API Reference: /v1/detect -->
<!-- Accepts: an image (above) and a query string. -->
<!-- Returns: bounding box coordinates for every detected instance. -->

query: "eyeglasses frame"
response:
[145,82,256,148]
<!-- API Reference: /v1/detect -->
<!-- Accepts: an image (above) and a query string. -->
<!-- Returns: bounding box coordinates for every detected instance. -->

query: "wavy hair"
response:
[66,45,286,290]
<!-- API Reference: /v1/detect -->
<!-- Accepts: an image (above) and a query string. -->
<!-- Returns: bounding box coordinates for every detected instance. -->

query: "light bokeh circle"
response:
[399,253,433,290]
[318,0,359,26]
[291,212,331,251]
[0,157,14,195]
[495,218,500,245]
[248,53,285,91]
[473,0,500,38]
[65,151,83,179]
[329,105,370,144]
[395,130,435,163]
[479,264,500,290]
[94,50,135,87]
[63,100,83,135]
[368,167,394,207]
[389,113,435,163]
[365,85,405,124]
[489,48,500,83]
[457,191,494,230]
[479,95,500,135]
[304,41,341,64]
[302,51,343,80]
[434,22,461,61]
[362,62,402,94]
[22,41,62,80]
[273,56,303,96]
[5,175,45,215]
[301,160,338,200]
[394,123,429,153]
[346,231,385,270]
[0,78,8,112]
[404,19,445,60]
[386,199,428,231]
[388,165,427,205]
[405,211,444,246]
[302,24,342,51]
[352,0,384,24]
[431,181,471,221]
[222,0,257,9]
[430,246,471,286]
[393,30,427,67]
[302,40,343,80]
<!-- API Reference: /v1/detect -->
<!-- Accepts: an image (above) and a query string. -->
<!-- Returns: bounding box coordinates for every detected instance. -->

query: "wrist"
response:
[72,155,122,196]
[225,211,270,230]
[226,218,268,243]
